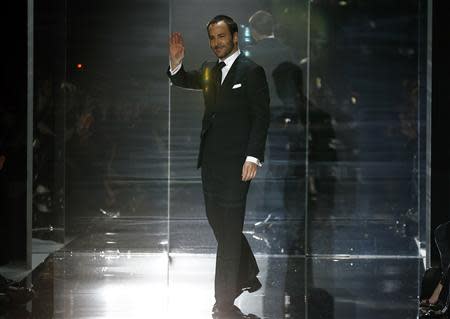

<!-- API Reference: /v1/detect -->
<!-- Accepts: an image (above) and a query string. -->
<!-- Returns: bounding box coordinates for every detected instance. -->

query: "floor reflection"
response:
[0,220,421,318]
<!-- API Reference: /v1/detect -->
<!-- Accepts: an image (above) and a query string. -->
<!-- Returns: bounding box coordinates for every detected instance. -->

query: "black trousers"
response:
[201,159,259,307]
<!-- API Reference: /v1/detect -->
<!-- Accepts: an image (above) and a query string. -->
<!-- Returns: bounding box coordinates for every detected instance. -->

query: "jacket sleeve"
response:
[166,64,203,90]
[246,65,270,162]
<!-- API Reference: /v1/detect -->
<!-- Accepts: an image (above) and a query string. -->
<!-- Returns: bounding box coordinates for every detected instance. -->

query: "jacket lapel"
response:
[205,53,245,109]
[220,53,243,90]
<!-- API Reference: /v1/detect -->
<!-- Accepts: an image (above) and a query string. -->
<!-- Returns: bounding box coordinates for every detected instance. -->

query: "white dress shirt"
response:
[170,49,262,167]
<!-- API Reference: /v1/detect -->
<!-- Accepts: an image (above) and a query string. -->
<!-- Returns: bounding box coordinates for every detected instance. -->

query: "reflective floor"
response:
[3,219,421,319]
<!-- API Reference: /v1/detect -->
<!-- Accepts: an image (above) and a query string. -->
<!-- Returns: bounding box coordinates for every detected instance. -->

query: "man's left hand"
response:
[242,161,258,181]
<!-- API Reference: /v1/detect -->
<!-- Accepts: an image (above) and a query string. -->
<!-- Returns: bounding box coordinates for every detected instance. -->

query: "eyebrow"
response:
[210,32,226,38]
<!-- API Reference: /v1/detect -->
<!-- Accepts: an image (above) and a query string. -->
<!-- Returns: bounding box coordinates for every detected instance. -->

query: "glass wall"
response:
[306,0,424,256]
[32,0,67,264]
[304,2,427,317]
[31,0,429,317]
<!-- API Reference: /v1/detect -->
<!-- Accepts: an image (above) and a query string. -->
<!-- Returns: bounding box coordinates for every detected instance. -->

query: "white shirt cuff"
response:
[246,156,262,167]
[169,63,182,75]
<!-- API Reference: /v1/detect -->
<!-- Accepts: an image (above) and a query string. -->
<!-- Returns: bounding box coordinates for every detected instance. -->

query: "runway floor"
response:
[2,219,422,318]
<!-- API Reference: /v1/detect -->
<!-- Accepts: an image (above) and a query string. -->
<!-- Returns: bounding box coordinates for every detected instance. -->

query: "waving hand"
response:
[169,32,185,69]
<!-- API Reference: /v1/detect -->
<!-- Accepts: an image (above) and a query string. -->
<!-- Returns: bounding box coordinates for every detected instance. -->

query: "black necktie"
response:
[215,61,226,90]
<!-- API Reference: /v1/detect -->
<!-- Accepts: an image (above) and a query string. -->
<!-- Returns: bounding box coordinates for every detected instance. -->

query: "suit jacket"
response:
[167,53,270,169]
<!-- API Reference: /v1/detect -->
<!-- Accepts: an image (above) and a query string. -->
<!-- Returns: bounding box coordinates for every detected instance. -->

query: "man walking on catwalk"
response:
[167,15,270,316]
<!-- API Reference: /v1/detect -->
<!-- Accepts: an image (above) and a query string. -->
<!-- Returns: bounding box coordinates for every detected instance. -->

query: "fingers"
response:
[169,32,184,46]
[169,32,185,67]
[177,32,184,46]
[169,32,176,46]
[242,162,257,181]
[169,33,184,54]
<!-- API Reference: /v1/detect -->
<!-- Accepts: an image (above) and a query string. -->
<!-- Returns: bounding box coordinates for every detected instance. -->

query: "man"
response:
[168,15,270,316]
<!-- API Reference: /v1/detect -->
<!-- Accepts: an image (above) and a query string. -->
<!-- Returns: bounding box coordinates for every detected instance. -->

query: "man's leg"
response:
[237,233,260,292]
[204,194,244,307]
[201,161,259,309]
[205,200,261,305]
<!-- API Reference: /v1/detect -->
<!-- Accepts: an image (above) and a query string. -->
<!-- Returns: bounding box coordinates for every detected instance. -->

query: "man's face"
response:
[208,21,238,59]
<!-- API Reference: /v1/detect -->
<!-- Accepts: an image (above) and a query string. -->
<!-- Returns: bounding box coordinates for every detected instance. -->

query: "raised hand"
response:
[169,32,185,69]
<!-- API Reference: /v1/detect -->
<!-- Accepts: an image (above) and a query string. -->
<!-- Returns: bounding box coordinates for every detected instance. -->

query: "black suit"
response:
[167,53,270,307]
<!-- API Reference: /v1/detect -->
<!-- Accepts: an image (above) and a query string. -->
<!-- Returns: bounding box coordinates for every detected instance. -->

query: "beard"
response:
[212,39,236,59]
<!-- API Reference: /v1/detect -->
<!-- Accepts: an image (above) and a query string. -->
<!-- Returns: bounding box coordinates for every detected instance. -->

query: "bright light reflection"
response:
[167,255,216,318]
[96,254,217,318]
[99,253,169,318]
[100,277,214,318]
[168,283,213,318]
[101,283,168,318]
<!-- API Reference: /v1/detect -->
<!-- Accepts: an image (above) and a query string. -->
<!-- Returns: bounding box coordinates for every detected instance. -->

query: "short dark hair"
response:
[206,15,238,36]
[249,10,274,36]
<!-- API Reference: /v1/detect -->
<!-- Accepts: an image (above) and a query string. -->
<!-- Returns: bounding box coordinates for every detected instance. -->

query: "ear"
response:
[233,32,238,45]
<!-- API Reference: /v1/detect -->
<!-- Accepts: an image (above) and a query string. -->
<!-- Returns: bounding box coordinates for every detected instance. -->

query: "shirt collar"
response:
[219,49,241,68]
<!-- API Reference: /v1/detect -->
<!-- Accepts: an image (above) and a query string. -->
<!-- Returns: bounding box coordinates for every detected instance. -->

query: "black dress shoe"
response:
[212,304,245,318]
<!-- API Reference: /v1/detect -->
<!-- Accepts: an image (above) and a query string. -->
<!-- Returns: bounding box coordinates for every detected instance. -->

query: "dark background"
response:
[430,0,450,266]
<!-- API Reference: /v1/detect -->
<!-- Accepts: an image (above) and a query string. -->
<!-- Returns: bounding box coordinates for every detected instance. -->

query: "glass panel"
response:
[417,0,429,265]
[32,0,67,261]
[168,0,309,256]
[305,1,427,318]
[64,0,169,250]
[31,1,171,316]
[168,2,309,318]
[308,0,424,257]
[33,0,170,258]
